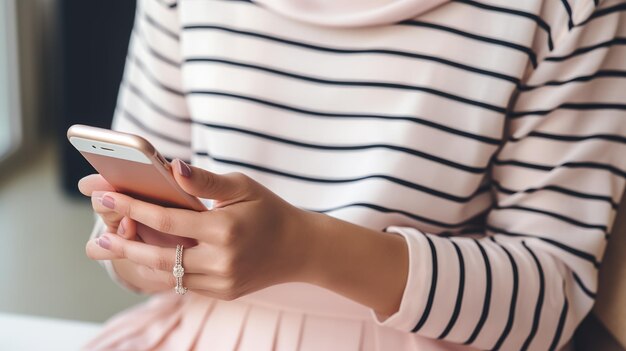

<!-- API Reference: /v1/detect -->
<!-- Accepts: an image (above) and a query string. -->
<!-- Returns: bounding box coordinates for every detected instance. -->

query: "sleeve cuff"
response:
[368,226,434,331]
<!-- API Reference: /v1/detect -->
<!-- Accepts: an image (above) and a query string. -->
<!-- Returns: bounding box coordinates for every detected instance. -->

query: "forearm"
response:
[298,210,409,318]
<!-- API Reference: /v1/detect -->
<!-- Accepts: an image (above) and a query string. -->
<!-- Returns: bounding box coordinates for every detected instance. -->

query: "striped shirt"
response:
[103,0,626,349]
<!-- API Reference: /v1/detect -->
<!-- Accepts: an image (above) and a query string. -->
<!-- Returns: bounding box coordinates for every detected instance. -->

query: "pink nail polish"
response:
[97,235,111,250]
[101,195,115,209]
[176,159,192,178]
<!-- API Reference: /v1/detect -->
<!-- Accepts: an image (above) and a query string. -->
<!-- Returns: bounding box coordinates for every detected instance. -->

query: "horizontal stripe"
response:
[135,26,181,67]
[193,150,491,203]
[494,158,626,180]
[185,56,507,113]
[492,180,619,210]
[510,102,626,118]
[438,227,485,237]
[188,90,502,144]
[182,24,521,85]
[125,81,190,122]
[143,12,179,41]
[399,20,537,67]
[487,225,601,268]
[156,0,177,9]
[308,202,489,229]
[572,272,597,299]
[510,130,626,145]
[494,205,608,233]
[122,109,191,147]
[579,2,626,27]
[545,37,626,62]
[452,0,554,50]
[129,70,500,169]
[519,70,626,91]
[194,122,489,174]
[129,54,185,96]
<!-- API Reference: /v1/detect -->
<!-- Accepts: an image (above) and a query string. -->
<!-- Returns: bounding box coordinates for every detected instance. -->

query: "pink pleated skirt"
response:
[82,283,474,351]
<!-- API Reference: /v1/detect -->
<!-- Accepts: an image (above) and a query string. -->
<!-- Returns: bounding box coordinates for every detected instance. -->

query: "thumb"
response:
[78,174,115,196]
[171,159,251,202]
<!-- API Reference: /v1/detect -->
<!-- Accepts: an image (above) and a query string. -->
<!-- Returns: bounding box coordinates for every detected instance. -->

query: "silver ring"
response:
[173,244,187,295]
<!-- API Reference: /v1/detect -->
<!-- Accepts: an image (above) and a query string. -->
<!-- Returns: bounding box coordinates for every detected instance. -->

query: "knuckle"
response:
[219,292,238,301]
[115,242,126,258]
[230,172,249,184]
[153,253,171,272]
[217,255,238,278]
[230,172,253,192]
[202,172,218,192]
[219,218,239,246]
[156,209,173,233]
[220,229,236,246]
[123,200,134,219]
[217,281,240,301]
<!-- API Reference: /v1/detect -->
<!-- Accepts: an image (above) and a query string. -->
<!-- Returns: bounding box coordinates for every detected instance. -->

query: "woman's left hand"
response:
[92,159,316,300]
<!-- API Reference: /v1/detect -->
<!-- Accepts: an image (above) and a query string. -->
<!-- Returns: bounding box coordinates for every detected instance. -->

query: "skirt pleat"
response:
[273,311,304,351]
[361,320,376,351]
[298,314,363,351]
[114,305,183,351]
[157,293,215,350]
[193,300,249,351]
[82,292,183,351]
[236,305,280,351]
[374,324,416,351]
[82,284,480,351]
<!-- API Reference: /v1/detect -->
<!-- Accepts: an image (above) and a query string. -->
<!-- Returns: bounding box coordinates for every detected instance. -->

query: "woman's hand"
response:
[89,160,409,317]
[91,160,315,300]
[78,174,184,293]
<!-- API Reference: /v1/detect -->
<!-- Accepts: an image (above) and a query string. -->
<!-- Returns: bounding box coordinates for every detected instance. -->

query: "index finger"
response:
[99,192,221,240]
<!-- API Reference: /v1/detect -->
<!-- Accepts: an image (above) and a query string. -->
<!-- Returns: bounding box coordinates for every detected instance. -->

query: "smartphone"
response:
[67,124,207,212]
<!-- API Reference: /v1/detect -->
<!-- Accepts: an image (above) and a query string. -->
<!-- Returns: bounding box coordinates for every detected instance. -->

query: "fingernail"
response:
[101,195,115,209]
[117,221,126,236]
[176,159,191,178]
[97,235,111,250]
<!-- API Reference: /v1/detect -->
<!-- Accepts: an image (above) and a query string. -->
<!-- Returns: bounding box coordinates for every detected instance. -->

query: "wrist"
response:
[297,209,332,285]
[288,209,410,318]
[280,207,327,284]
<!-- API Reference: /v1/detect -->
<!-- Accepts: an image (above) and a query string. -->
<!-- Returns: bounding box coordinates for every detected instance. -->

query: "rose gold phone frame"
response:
[67,124,206,211]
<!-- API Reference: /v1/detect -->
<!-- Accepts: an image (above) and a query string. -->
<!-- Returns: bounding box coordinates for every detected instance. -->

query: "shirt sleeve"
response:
[92,0,192,289]
[371,2,626,350]
[111,0,191,162]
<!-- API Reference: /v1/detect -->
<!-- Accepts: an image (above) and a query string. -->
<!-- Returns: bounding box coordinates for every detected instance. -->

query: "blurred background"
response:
[0,0,624,350]
[0,0,146,326]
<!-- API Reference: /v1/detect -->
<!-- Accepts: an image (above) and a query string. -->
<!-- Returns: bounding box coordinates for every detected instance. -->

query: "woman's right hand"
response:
[78,174,173,293]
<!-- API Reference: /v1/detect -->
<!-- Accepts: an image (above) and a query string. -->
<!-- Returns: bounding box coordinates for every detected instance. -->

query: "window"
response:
[0,0,22,161]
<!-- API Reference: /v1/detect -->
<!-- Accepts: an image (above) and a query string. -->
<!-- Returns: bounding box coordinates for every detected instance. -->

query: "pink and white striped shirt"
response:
[93,0,626,349]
